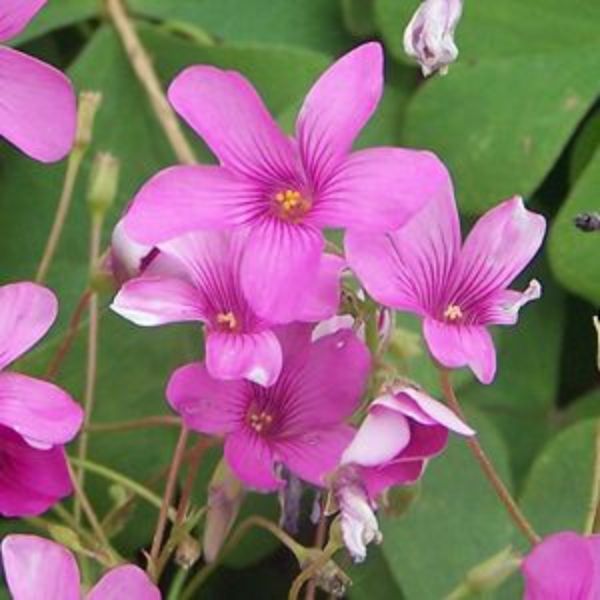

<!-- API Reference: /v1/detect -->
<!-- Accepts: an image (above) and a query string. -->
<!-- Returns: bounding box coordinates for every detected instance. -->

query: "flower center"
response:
[273,189,311,222]
[443,304,463,322]
[216,311,238,331]
[248,410,273,435]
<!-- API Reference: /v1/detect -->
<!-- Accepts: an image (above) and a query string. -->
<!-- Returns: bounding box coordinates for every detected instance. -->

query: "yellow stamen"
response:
[216,311,238,330]
[249,411,273,434]
[443,304,463,322]
[273,189,311,220]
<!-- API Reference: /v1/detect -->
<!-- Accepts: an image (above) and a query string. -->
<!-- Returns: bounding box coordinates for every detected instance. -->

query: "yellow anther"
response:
[248,411,273,434]
[216,311,238,330]
[443,304,463,322]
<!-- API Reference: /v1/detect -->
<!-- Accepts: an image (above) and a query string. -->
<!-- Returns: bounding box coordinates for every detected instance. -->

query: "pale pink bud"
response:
[403,0,463,76]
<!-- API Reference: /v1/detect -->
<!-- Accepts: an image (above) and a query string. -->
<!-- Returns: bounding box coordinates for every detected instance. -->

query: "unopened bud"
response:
[87,152,120,217]
[203,459,245,563]
[175,534,202,570]
[75,91,102,151]
[446,547,522,599]
[47,524,85,554]
[312,558,352,598]
[403,0,463,77]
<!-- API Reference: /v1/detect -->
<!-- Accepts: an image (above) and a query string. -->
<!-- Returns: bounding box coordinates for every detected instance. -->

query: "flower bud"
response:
[75,91,102,151]
[87,152,120,217]
[403,0,463,76]
[202,459,245,563]
[175,534,202,570]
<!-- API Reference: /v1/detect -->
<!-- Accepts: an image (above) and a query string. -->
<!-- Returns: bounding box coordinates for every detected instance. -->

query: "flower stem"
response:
[585,420,600,534]
[74,213,103,525]
[104,0,197,165]
[69,456,169,514]
[305,503,327,600]
[438,369,540,546]
[167,568,189,600]
[86,415,181,433]
[148,425,189,581]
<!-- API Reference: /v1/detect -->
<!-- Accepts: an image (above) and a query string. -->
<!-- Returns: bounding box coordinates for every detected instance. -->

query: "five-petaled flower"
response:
[521,531,600,600]
[346,193,546,383]
[0,283,83,517]
[123,42,449,322]
[1,534,160,600]
[112,231,343,386]
[167,324,370,491]
[0,0,76,162]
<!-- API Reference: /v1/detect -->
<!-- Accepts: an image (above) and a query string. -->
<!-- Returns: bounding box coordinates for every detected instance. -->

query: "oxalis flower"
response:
[112,231,343,386]
[333,385,473,561]
[1,535,160,599]
[0,1,76,162]
[0,282,83,516]
[167,324,370,490]
[521,531,600,599]
[124,42,450,321]
[346,194,546,383]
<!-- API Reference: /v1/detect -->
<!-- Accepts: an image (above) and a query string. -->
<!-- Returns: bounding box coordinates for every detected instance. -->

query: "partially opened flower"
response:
[1,534,160,599]
[168,324,371,490]
[333,385,473,561]
[0,1,76,162]
[522,531,600,599]
[0,282,83,516]
[124,42,450,321]
[112,231,343,386]
[404,0,464,76]
[346,194,546,383]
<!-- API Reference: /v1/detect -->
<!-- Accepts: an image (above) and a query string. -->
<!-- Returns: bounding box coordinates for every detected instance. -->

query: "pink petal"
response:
[111,276,205,326]
[296,253,345,322]
[240,220,324,323]
[398,424,449,460]
[483,279,542,326]
[124,165,263,245]
[314,148,452,232]
[168,65,297,183]
[297,43,383,188]
[206,330,282,387]
[167,363,248,435]
[0,282,57,370]
[341,408,411,467]
[392,387,475,435]
[88,565,160,600]
[345,166,459,312]
[224,429,282,491]
[522,531,597,600]
[423,319,497,384]
[1,534,79,600]
[0,0,46,42]
[311,315,355,341]
[361,460,426,499]
[456,196,546,301]
[110,217,155,281]
[0,373,82,447]
[0,426,71,517]
[0,47,75,162]
[276,425,355,487]
[277,327,371,431]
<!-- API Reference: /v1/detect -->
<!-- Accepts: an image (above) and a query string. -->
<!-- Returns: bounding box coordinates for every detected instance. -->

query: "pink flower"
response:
[346,194,546,383]
[109,217,158,283]
[1,534,160,599]
[123,42,449,322]
[0,282,83,516]
[0,1,76,162]
[334,386,473,561]
[167,324,371,491]
[403,0,463,76]
[522,532,600,599]
[112,231,343,386]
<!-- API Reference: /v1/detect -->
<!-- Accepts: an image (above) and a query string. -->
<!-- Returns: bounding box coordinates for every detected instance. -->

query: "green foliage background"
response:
[1,0,599,597]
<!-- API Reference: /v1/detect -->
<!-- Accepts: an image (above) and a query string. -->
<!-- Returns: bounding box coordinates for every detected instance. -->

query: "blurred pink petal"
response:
[0,47,75,162]
[88,565,160,600]
[1,534,79,600]
[0,0,46,43]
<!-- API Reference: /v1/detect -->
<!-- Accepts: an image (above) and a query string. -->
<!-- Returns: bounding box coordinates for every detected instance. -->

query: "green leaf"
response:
[381,408,514,598]
[549,146,600,305]
[402,44,600,214]
[348,547,404,599]
[341,0,377,39]
[12,0,98,45]
[569,108,600,184]
[130,0,353,55]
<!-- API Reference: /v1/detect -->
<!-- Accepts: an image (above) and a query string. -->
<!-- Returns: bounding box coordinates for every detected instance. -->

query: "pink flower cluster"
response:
[110,40,545,563]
